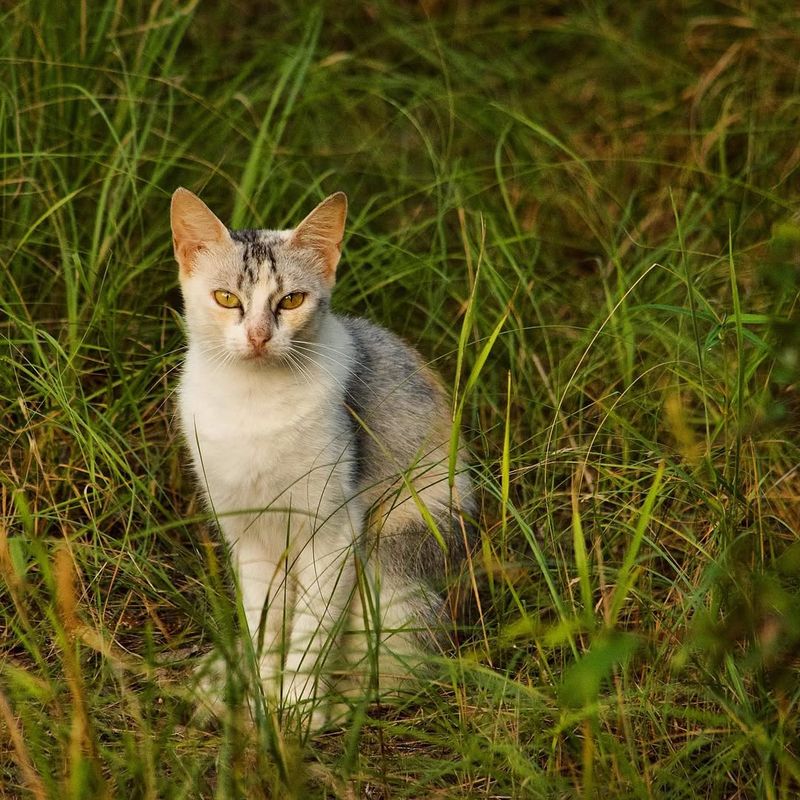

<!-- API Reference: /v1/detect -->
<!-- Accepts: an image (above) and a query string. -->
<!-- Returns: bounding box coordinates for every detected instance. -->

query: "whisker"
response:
[292,338,369,363]
[286,351,314,386]
[280,352,311,386]
[291,348,350,395]
[291,342,373,393]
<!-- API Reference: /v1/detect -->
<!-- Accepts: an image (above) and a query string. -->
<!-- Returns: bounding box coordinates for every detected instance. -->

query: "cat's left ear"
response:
[291,192,347,281]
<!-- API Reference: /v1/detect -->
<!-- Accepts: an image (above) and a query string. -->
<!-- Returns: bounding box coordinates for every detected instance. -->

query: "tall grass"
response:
[2,1,799,797]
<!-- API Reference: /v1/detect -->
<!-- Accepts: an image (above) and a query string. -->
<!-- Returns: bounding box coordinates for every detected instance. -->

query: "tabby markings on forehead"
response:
[240,244,256,285]
[229,230,280,286]
[228,228,260,244]
[266,243,277,274]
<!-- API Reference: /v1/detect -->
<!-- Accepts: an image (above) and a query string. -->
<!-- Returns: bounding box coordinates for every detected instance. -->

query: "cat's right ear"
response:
[170,188,231,275]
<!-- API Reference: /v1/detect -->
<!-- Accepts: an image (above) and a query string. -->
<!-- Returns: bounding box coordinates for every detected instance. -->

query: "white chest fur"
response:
[177,318,356,547]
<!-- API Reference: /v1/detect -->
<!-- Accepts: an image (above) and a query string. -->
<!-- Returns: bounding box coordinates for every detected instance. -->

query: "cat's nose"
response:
[247,326,271,351]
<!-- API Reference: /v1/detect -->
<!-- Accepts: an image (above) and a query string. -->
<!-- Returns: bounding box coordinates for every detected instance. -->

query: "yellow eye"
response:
[213,290,242,309]
[278,292,306,310]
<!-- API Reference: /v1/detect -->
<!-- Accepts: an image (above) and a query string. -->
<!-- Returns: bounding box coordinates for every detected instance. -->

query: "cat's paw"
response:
[277,671,329,733]
[191,650,244,724]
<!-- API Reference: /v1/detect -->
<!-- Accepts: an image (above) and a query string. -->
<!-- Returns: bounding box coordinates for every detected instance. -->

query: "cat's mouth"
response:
[243,348,273,362]
[241,345,285,365]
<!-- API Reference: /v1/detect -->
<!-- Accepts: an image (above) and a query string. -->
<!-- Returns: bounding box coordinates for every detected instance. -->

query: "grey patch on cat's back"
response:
[342,315,438,416]
[360,320,436,407]
[342,325,374,484]
[340,315,446,490]
[338,313,477,637]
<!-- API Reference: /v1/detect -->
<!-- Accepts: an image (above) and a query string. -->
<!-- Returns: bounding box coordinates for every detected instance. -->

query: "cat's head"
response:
[170,188,347,365]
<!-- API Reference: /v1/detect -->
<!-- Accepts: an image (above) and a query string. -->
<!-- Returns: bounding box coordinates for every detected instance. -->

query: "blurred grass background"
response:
[1,1,799,797]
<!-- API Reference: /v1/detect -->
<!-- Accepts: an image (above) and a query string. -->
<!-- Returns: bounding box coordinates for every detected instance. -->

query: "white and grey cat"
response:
[171,188,475,728]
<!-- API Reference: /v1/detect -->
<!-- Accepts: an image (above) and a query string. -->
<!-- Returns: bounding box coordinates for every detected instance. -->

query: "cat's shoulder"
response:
[337,314,422,366]
[335,313,446,406]
[337,315,425,372]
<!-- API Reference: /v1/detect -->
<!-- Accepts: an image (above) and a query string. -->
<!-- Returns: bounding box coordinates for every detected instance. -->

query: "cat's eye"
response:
[213,290,242,309]
[278,292,306,310]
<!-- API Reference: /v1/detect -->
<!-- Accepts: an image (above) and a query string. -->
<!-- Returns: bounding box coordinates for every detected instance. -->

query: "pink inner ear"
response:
[173,238,207,270]
[293,230,342,277]
[173,231,211,275]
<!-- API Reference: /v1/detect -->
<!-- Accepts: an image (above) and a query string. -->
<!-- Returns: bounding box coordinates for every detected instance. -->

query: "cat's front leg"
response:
[234,535,295,698]
[281,523,357,728]
[193,534,290,720]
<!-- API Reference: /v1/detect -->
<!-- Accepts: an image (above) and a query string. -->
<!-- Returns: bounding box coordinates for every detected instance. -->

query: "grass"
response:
[2,1,800,797]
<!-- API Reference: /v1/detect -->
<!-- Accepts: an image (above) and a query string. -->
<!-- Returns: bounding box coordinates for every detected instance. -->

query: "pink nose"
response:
[247,327,271,351]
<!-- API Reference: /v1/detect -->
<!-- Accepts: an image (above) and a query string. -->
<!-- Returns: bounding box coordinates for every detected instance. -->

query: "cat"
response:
[171,187,475,729]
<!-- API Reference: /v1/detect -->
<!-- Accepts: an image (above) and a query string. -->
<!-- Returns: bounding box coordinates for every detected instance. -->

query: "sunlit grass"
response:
[2,1,799,797]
